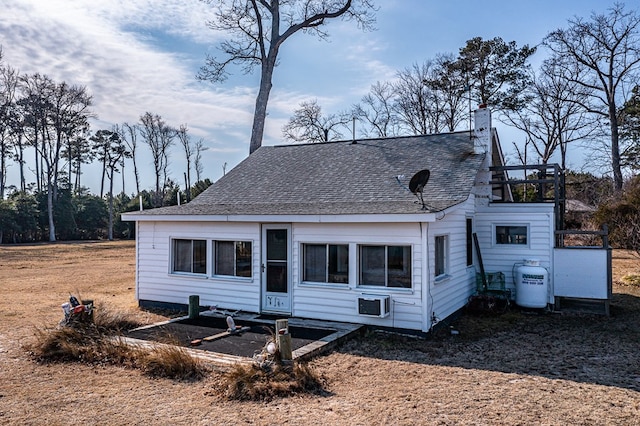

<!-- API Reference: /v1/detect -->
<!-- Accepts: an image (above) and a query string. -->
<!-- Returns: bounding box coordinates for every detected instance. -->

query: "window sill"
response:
[210,275,254,284]
[299,281,350,290]
[434,274,451,284]
[356,285,413,294]
[170,272,208,279]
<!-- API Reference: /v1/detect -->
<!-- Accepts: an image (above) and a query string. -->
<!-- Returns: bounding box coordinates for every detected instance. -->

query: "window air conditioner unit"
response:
[357,295,390,318]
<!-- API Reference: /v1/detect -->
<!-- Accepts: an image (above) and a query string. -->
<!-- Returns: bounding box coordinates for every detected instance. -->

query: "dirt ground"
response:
[1,240,639,425]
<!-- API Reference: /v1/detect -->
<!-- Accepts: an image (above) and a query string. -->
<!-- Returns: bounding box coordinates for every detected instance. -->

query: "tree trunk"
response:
[249,52,277,154]
[108,170,114,241]
[47,180,55,242]
[0,143,5,199]
[609,102,623,191]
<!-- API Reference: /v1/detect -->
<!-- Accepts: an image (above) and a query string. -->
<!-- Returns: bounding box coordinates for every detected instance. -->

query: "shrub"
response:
[594,176,640,254]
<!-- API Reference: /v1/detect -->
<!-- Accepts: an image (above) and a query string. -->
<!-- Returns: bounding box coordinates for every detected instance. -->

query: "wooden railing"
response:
[489,164,566,237]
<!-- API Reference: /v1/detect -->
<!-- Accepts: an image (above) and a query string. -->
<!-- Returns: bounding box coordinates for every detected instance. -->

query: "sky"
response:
[0,0,625,196]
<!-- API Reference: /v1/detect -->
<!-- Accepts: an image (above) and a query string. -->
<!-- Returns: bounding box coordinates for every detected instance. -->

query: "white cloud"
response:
[0,0,258,191]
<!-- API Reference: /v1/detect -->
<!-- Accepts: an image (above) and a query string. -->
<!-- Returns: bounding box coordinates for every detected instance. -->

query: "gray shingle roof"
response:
[134,131,484,216]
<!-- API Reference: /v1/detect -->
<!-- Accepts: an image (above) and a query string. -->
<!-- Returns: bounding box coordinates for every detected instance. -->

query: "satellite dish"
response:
[408,169,430,210]
[409,169,430,193]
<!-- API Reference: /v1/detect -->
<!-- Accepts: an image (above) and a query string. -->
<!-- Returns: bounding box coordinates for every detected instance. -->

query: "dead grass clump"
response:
[622,274,640,286]
[140,344,208,380]
[93,305,143,333]
[220,362,327,401]
[29,325,208,380]
[28,302,206,380]
[28,325,138,366]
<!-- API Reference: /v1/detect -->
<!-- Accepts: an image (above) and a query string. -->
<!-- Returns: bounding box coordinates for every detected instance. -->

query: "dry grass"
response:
[220,362,327,401]
[139,343,208,380]
[92,303,146,333]
[28,325,139,366]
[26,304,207,381]
[623,274,640,286]
[1,241,639,425]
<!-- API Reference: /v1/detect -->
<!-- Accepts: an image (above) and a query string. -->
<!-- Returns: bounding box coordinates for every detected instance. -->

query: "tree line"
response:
[0,48,212,243]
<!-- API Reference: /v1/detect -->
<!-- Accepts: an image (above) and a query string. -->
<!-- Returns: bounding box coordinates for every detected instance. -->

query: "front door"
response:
[261,225,291,314]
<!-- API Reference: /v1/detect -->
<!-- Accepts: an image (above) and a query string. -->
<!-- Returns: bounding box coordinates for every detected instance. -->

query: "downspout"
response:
[135,221,140,302]
[421,221,431,332]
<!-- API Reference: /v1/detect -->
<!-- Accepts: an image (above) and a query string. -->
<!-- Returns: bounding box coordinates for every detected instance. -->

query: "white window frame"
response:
[357,244,412,289]
[170,238,207,275]
[301,243,350,285]
[493,224,529,246]
[434,234,449,280]
[466,217,474,267]
[213,240,253,279]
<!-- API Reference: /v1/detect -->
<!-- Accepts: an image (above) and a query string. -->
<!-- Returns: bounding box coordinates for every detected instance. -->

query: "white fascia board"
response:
[122,212,437,223]
[481,203,555,214]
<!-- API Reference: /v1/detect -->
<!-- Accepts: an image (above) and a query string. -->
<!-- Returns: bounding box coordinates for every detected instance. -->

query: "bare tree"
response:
[194,138,206,183]
[0,62,19,199]
[117,122,141,196]
[503,59,595,168]
[353,81,399,138]
[544,3,640,191]
[393,62,442,135]
[139,112,175,207]
[283,99,350,142]
[176,124,194,202]
[198,0,376,154]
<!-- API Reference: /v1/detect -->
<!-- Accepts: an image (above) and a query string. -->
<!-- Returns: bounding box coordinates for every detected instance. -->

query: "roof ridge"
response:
[270,130,474,149]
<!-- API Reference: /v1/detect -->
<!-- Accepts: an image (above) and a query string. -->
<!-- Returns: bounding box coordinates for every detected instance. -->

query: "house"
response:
[122,107,611,332]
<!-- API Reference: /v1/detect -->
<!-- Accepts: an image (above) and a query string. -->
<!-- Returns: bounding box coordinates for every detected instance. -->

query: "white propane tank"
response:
[515,259,549,308]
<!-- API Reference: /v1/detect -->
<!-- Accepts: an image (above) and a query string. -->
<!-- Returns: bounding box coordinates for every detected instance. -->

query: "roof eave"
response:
[121,212,439,223]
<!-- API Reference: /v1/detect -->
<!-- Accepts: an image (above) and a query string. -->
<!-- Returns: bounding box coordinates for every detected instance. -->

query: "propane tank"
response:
[515,259,549,308]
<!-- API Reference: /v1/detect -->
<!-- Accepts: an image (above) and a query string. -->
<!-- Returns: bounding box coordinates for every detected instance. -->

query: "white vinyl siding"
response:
[292,222,424,330]
[475,203,555,301]
[426,198,478,329]
[132,195,557,333]
[136,222,261,312]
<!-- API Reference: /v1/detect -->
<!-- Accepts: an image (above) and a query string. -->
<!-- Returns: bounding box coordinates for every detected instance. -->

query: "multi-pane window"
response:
[359,245,411,288]
[435,235,448,278]
[172,239,207,274]
[303,244,349,284]
[495,225,528,245]
[215,241,252,277]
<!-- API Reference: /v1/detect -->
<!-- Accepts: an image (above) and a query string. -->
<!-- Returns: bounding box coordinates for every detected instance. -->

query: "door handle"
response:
[261,263,265,273]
